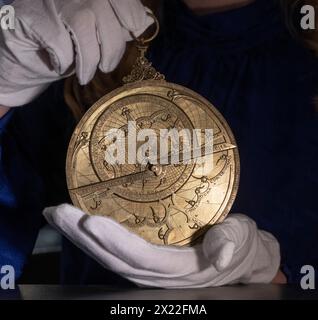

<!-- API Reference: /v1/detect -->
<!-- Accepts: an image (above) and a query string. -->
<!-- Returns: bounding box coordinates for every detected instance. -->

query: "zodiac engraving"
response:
[66,81,239,246]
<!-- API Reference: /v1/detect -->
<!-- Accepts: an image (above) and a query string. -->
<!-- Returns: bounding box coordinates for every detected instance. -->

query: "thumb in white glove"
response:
[43,204,281,289]
[0,0,153,107]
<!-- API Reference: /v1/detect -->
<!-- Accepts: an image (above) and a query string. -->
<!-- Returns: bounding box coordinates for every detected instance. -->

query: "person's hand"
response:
[43,204,281,288]
[0,0,153,107]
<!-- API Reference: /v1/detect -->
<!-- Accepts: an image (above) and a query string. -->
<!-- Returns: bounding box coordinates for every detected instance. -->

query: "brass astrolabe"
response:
[66,15,240,246]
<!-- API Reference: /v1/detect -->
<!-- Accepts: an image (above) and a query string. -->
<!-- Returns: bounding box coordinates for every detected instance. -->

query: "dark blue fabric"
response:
[148,0,318,284]
[0,81,72,278]
[0,0,317,285]
[0,1,14,5]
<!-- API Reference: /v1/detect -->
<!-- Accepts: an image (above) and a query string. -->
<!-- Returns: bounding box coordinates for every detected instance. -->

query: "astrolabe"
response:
[66,17,240,246]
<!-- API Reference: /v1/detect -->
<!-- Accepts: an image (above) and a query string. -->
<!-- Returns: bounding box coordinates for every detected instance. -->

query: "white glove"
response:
[43,204,281,288]
[0,0,153,107]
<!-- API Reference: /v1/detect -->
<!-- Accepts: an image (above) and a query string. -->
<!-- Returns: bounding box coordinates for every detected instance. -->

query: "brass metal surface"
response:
[66,80,240,245]
[66,16,240,246]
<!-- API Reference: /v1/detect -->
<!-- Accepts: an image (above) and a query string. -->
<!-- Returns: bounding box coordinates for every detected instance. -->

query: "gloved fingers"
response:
[109,0,155,36]
[82,214,205,275]
[0,0,76,106]
[63,9,101,85]
[43,205,202,281]
[44,205,246,288]
[95,0,127,73]
[202,225,236,272]
[0,30,67,106]
[202,214,260,271]
[13,0,75,75]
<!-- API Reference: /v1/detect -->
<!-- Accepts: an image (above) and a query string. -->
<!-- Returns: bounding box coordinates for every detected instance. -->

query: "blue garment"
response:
[0,0,317,284]
[0,1,14,5]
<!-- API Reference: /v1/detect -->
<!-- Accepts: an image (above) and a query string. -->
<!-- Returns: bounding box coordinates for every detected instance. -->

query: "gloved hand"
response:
[0,0,153,107]
[43,204,281,288]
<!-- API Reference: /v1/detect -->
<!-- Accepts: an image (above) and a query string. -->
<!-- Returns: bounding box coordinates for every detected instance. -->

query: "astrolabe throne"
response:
[66,16,240,246]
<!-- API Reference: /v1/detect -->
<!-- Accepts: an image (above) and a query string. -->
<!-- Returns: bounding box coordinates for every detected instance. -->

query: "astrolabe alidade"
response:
[66,15,240,246]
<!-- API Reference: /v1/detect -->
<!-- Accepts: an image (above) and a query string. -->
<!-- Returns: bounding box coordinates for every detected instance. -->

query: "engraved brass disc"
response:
[66,80,240,246]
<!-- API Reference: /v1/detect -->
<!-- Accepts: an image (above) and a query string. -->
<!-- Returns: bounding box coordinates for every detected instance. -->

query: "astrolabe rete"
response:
[66,16,240,246]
